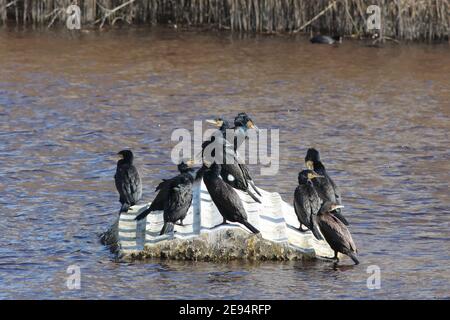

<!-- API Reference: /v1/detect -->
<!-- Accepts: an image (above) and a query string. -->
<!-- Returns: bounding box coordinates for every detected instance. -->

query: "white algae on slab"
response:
[101,180,335,261]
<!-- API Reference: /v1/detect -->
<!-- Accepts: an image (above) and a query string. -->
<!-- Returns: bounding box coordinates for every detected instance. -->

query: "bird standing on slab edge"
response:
[159,161,196,235]
[134,161,195,229]
[316,201,359,265]
[201,133,261,204]
[205,115,261,198]
[293,170,324,240]
[305,148,348,225]
[202,162,260,235]
[114,150,142,214]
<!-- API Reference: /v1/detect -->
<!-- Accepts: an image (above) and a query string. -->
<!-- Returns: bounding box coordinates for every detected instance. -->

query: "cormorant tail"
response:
[135,207,151,221]
[241,220,260,234]
[332,211,349,226]
[249,180,262,196]
[246,188,261,204]
[310,215,324,241]
[160,222,174,235]
[347,251,359,265]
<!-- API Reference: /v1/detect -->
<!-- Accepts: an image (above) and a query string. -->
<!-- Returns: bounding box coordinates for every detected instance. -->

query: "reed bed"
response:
[0,0,448,41]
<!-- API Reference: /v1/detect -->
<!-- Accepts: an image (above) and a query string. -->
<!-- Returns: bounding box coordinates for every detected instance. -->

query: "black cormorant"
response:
[206,116,261,197]
[201,134,261,203]
[233,112,258,150]
[135,161,195,236]
[202,162,260,234]
[310,35,342,44]
[305,148,348,225]
[316,201,359,265]
[293,170,323,240]
[115,150,142,213]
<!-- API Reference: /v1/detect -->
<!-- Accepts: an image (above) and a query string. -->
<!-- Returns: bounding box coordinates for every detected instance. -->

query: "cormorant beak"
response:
[308,172,324,180]
[305,160,314,170]
[186,159,195,167]
[246,120,259,131]
[331,204,345,211]
[206,119,222,127]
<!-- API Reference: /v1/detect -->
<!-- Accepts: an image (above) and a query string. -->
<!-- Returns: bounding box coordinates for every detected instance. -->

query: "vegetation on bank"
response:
[0,0,448,41]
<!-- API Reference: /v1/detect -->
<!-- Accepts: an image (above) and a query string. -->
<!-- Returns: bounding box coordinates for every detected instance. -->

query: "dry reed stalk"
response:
[0,0,447,41]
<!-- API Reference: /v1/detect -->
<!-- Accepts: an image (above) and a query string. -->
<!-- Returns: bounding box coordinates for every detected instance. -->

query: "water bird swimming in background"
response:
[316,201,359,265]
[114,150,142,214]
[310,34,342,44]
[202,162,260,235]
[293,170,324,240]
[305,148,348,225]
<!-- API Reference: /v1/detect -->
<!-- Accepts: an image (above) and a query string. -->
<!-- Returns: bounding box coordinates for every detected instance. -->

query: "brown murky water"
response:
[0,26,449,299]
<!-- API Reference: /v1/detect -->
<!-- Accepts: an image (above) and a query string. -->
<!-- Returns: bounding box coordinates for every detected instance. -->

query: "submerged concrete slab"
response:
[101,180,335,261]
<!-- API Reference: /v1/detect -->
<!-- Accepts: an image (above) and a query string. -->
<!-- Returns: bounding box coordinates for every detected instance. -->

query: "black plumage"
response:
[135,162,195,235]
[201,134,261,203]
[293,170,323,240]
[205,115,261,198]
[203,163,260,234]
[159,168,195,235]
[305,148,348,225]
[316,201,359,265]
[114,150,142,213]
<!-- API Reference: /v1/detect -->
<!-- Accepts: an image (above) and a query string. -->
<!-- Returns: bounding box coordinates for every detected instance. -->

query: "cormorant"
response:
[316,201,359,265]
[206,116,261,197]
[135,161,195,236]
[202,162,260,234]
[293,170,324,240]
[233,112,258,150]
[201,134,261,204]
[305,148,348,225]
[310,35,342,44]
[115,150,142,214]
[233,113,261,197]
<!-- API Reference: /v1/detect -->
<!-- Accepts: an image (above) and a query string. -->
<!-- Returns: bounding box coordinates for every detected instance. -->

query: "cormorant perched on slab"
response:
[206,116,261,197]
[135,161,195,234]
[316,201,359,265]
[201,134,261,203]
[202,162,260,235]
[115,150,142,214]
[293,170,323,240]
[305,148,348,225]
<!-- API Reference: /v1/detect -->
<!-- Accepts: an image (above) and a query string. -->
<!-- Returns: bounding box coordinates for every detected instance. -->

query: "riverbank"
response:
[0,0,448,42]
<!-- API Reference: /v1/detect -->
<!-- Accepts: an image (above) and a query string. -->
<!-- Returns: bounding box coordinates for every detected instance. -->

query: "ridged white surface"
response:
[117,180,335,259]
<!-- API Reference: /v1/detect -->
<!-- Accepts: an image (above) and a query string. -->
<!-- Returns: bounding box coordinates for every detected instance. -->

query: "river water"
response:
[0,27,449,299]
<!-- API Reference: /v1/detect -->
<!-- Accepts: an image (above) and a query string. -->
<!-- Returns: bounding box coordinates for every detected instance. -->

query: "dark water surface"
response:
[0,27,449,299]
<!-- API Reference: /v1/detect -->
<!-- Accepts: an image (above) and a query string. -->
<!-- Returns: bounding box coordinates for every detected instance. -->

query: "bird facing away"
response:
[293,170,324,240]
[316,201,359,265]
[202,162,260,235]
[159,162,196,235]
[310,35,342,44]
[114,150,142,214]
[305,148,348,225]
[134,161,195,231]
